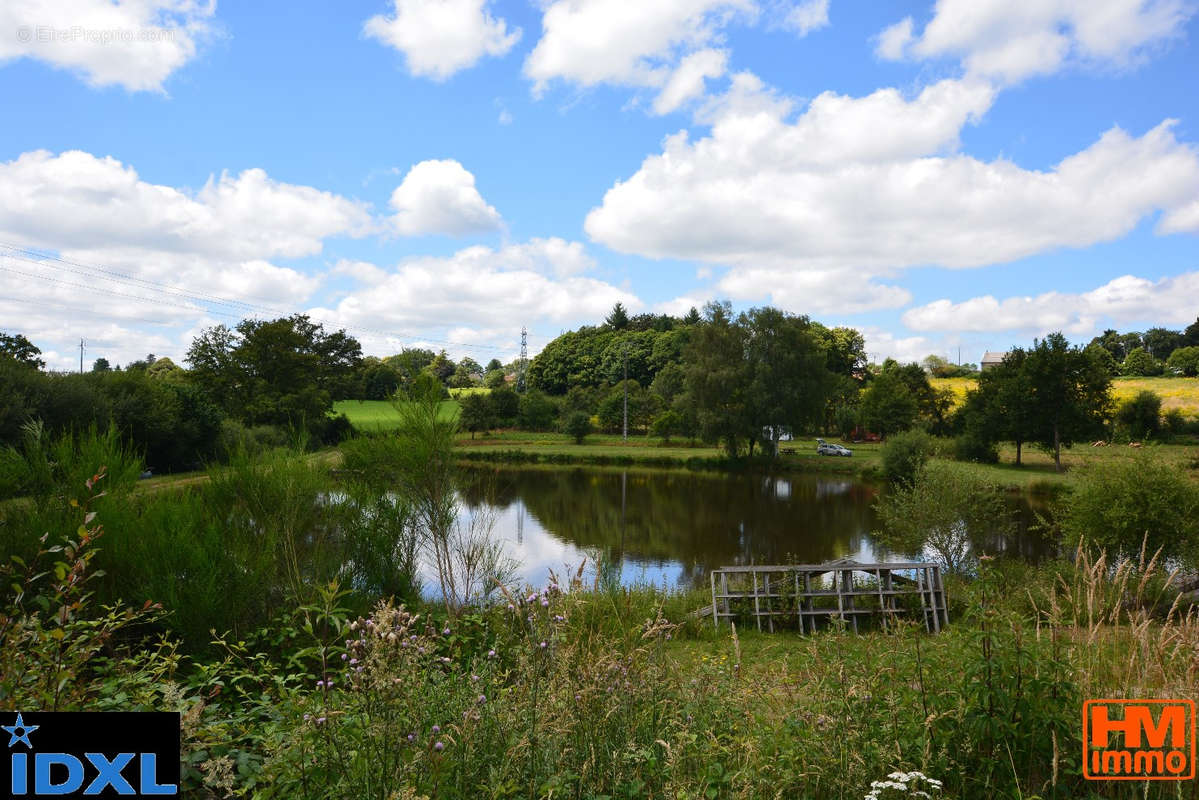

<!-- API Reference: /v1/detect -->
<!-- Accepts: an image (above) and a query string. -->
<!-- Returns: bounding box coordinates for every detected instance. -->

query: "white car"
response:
[815,440,853,457]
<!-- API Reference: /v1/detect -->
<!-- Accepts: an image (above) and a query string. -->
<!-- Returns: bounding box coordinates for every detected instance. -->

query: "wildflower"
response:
[487,649,496,658]
[507,604,514,611]
[407,733,415,743]
[340,654,347,661]
[355,666,363,673]
[315,680,325,689]
[434,741,444,752]
[316,717,327,725]
[349,658,358,665]
[443,627,451,635]
[541,599,549,608]
[349,621,358,631]
[471,674,479,681]
[554,615,564,622]
[431,725,441,734]
[303,714,311,721]
[539,641,547,649]
[478,694,486,703]
[574,694,581,702]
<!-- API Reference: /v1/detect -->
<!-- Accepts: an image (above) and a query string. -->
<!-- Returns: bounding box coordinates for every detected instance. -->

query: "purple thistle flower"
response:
[349,658,358,665]
[434,741,444,752]
[341,653,348,661]
[443,627,451,635]
[431,724,441,734]
[316,716,327,725]
[487,649,496,658]
[471,674,479,681]
[541,600,549,607]
[478,694,486,703]
[407,733,415,743]
[507,603,515,611]
[539,641,547,649]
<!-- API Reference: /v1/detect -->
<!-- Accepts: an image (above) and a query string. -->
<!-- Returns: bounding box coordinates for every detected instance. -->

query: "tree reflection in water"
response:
[454,466,1050,592]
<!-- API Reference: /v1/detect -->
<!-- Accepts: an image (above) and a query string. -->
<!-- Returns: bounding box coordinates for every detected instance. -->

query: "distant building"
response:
[980,351,1009,371]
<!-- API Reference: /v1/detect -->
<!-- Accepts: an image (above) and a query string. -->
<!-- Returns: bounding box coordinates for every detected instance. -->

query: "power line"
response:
[0,243,510,354]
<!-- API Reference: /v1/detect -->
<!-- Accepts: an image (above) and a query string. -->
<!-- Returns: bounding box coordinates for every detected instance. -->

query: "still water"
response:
[449,466,1050,592]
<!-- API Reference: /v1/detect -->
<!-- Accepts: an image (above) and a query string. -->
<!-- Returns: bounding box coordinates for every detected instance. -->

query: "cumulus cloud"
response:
[779,0,829,37]
[524,0,753,100]
[0,150,372,262]
[860,327,935,365]
[653,48,729,115]
[364,0,520,81]
[584,72,1199,313]
[309,239,640,339]
[389,159,503,236]
[0,149,378,369]
[902,272,1199,335]
[0,0,216,92]
[877,0,1193,83]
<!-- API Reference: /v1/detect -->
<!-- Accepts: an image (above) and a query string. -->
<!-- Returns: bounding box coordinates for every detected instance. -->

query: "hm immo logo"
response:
[2,711,179,796]
[1083,699,1196,781]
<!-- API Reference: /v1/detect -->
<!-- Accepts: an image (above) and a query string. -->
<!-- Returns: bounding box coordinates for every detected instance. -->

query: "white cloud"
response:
[308,240,640,342]
[878,0,1193,83]
[0,150,372,262]
[524,0,753,98]
[0,149,376,369]
[874,17,913,60]
[780,0,829,37]
[716,267,912,314]
[364,0,520,81]
[654,294,710,317]
[584,73,1199,313]
[902,272,1199,335]
[0,0,216,92]
[653,48,728,114]
[860,327,934,365]
[389,159,503,236]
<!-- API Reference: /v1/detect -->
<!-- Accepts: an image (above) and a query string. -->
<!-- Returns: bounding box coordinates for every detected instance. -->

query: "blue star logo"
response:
[3,712,38,749]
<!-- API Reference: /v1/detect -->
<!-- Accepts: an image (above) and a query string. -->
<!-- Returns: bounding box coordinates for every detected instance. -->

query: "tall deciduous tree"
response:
[1024,332,1111,471]
[858,370,917,439]
[186,315,362,427]
[0,332,45,369]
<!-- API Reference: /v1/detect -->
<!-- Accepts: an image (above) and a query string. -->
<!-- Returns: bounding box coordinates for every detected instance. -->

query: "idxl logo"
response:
[2,712,179,796]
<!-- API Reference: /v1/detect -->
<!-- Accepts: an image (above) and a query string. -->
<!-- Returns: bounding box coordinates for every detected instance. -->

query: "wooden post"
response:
[710,570,719,629]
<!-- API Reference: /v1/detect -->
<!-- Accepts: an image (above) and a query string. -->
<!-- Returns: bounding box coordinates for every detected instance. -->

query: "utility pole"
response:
[622,343,628,441]
[79,339,84,374]
[517,326,528,393]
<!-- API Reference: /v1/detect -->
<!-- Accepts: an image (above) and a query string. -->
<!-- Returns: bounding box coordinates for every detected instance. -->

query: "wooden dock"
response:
[705,559,948,634]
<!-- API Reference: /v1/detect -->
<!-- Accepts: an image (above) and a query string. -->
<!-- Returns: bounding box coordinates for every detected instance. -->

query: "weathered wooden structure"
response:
[707,559,948,634]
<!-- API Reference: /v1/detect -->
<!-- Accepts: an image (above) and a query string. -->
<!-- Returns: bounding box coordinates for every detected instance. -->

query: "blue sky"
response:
[1,0,1197,370]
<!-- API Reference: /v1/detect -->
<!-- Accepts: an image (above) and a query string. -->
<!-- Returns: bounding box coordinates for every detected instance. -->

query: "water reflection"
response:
[452,466,1051,592]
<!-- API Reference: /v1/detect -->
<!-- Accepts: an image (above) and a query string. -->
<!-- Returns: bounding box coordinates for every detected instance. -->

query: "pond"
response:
[448,466,1052,593]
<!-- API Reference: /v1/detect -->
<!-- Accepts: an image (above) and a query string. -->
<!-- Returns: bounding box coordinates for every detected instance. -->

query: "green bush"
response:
[1114,389,1162,440]
[880,428,935,484]
[1053,453,1199,566]
[952,430,998,463]
[562,410,592,444]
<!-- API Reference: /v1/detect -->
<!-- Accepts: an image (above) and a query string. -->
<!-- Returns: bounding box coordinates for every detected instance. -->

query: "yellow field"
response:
[931,376,1199,417]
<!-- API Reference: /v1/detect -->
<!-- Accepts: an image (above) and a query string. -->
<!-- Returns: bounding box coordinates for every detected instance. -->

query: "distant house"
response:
[980,351,1008,371]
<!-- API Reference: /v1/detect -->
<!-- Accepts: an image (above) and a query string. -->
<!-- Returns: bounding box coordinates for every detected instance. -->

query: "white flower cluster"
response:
[864,770,943,800]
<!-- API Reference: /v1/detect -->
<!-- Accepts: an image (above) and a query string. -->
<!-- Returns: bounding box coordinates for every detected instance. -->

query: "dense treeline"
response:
[1086,320,1199,376]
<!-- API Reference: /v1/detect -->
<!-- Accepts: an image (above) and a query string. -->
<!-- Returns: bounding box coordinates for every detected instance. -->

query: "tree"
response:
[1184,317,1199,348]
[857,370,917,439]
[490,385,520,424]
[1115,390,1162,440]
[485,358,503,373]
[1024,332,1111,471]
[972,348,1036,465]
[458,392,494,438]
[1167,346,1199,377]
[650,409,685,442]
[185,315,362,428]
[1083,342,1118,377]
[448,364,478,388]
[1142,327,1183,361]
[562,411,592,444]
[426,350,456,383]
[484,369,507,389]
[742,307,832,455]
[518,390,557,431]
[1121,347,1162,376]
[682,306,702,325]
[0,332,45,369]
[91,358,111,373]
[683,302,752,456]
[605,302,630,330]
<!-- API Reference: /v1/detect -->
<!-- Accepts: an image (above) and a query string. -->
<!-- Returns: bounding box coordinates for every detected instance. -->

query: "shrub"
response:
[952,430,998,463]
[873,462,1013,573]
[562,411,592,444]
[1053,453,1199,566]
[1114,389,1162,440]
[880,428,935,484]
[1166,345,1199,376]
[1121,347,1162,376]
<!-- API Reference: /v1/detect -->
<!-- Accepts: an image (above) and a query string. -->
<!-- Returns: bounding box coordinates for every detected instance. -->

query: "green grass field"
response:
[334,399,461,431]
[932,375,1199,416]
